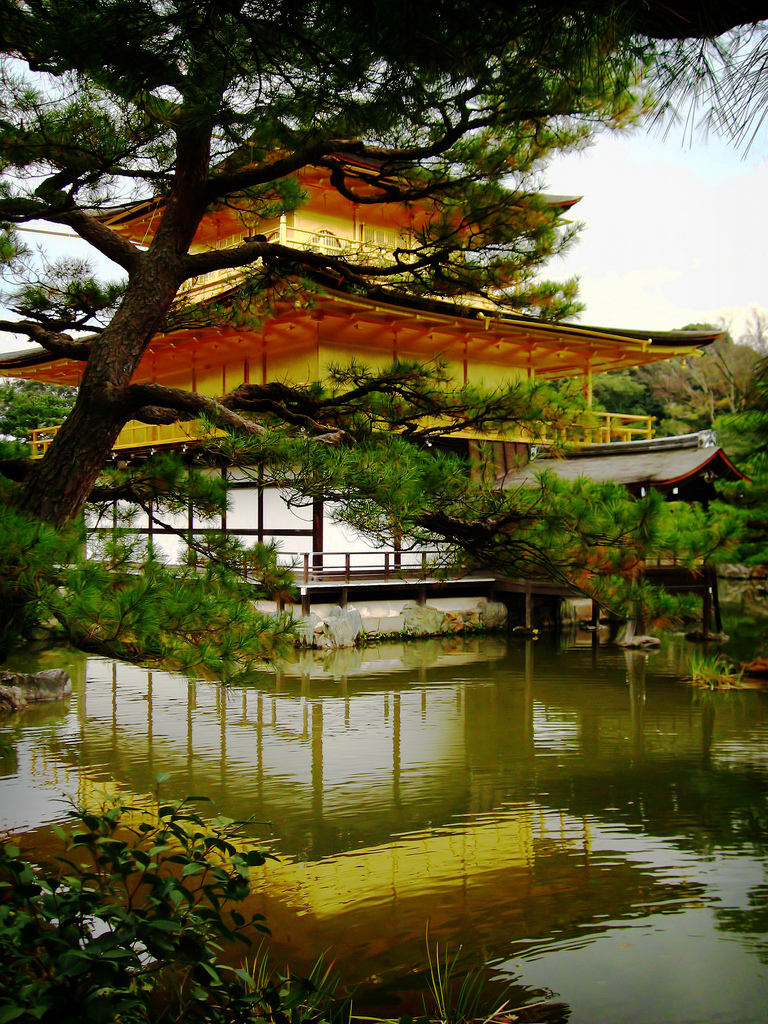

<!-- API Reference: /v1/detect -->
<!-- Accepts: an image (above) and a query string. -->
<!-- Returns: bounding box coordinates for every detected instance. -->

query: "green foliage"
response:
[0,503,74,660]
[689,651,744,689]
[592,334,760,436]
[591,370,652,418]
[8,257,126,332]
[0,502,298,674]
[242,955,349,1024]
[713,474,768,565]
[0,380,77,443]
[423,941,507,1024]
[0,792,350,1024]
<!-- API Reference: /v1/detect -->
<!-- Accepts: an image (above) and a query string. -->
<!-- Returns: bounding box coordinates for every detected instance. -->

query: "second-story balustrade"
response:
[29,409,653,460]
[180,214,415,303]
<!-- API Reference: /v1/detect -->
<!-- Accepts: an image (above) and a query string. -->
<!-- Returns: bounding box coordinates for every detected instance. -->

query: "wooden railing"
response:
[589,412,654,443]
[181,218,406,301]
[30,420,223,459]
[286,550,440,586]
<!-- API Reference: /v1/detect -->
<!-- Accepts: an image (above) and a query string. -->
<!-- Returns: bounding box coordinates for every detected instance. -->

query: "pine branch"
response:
[114,382,268,437]
[58,210,143,274]
[0,320,93,359]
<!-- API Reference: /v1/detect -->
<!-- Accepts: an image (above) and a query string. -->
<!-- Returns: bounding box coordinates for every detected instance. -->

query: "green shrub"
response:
[0,790,344,1024]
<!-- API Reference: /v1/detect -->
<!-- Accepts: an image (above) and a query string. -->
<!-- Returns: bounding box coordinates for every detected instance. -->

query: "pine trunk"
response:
[15,278,179,527]
[16,255,184,527]
[16,387,126,527]
[16,130,212,528]
[17,286,188,524]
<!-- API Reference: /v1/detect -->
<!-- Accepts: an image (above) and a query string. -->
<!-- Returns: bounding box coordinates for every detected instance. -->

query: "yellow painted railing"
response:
[587,411,654,444]
[527,411,654,448]
[30,420,222,459]
[181,218,406,302]
[30,410,653,460]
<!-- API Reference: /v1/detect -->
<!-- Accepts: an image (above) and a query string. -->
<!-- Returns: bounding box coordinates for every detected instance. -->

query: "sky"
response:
[542,121,768,340]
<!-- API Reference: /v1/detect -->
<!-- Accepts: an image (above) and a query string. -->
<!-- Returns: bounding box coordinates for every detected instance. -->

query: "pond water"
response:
[2,631,768,1024]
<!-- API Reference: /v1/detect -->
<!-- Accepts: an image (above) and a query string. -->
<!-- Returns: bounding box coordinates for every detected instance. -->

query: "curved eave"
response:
[660,448,750,486]
[0,343,84,385]
[0,280,724,387]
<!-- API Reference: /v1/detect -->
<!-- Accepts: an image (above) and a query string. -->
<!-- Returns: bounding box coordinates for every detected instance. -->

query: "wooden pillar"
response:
[703,585,712,636]
[525,584,533,629]
[312,497,324,570]
[583,363,593,408]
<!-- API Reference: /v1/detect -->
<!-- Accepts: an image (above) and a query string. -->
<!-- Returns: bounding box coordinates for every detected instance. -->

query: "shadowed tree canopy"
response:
[584,1,768,38]
[0,0,756,671]
[0,0,695,527]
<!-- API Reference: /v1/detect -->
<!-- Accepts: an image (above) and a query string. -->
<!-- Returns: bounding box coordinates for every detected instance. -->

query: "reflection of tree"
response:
[716,879,768,965]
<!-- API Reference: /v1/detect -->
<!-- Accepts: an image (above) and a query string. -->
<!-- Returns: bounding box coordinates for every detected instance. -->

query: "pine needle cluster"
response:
[0,500,298,678]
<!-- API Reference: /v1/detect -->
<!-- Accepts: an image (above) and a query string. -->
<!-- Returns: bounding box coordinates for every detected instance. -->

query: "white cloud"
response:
[544,128,768,338]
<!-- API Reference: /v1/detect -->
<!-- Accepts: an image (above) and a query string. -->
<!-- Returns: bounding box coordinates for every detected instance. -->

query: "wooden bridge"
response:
[273,549,723,631]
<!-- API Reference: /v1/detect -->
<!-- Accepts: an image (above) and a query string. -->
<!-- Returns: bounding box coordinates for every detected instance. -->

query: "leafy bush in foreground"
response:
[0,793,343,1024]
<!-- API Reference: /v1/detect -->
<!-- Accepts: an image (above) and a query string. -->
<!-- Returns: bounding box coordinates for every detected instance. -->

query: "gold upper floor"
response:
[3,160,723,458]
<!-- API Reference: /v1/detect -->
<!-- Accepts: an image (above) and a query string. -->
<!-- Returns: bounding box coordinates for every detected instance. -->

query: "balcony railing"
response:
[181,218,405,301]
[30,420,222,459]
[289,550,438,586]
[30,410,653,460]
[583,412,653,444]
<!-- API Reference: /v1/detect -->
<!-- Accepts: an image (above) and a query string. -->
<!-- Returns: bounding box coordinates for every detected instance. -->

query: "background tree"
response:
[0,379,77,443]
[739,307,768,353]
[592,330,760,437]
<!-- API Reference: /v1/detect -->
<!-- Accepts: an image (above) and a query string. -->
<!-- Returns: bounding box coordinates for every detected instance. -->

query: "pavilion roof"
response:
[0,275,724,388]
[500,432,748,490]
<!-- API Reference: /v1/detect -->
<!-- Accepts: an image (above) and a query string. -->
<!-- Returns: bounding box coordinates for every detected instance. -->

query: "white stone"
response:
[477,600,507,628]
[318,607,365,648]
[0,669,72,712]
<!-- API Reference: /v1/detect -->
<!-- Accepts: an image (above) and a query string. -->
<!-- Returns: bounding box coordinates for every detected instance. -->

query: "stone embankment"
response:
[298,598,508,649]
[717,565,768,618]
[0,669,72,712]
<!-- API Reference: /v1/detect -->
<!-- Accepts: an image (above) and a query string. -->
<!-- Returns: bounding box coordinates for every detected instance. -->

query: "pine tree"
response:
[0,380,77,443]
[0,1,753,668]
[0,0,655,525]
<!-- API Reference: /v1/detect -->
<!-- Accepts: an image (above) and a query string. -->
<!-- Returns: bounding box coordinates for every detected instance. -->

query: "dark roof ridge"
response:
[553,431,718,459]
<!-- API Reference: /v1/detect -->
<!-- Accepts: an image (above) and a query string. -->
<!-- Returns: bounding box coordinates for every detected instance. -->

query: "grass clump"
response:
[689,651,745,690]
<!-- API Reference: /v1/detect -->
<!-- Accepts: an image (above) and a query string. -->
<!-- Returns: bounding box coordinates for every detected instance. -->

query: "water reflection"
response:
[1,635,767,1023]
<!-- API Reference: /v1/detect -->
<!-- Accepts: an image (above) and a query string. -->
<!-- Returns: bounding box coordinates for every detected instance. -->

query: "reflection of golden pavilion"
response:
[0,159,724,564]
[2,642,718,993]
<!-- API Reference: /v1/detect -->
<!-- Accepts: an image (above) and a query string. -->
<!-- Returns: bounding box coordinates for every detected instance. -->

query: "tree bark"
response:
[16,127,212,528]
